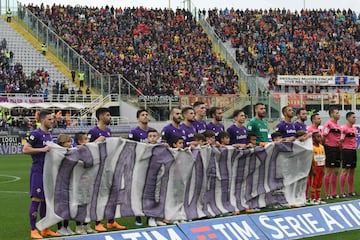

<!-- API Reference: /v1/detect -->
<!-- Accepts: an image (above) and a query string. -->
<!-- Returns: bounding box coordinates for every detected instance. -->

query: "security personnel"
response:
[6,9,12,22]
[6,112,12,127]
[5,50,10,63]
[41,42,47,55]
[78,72,85,87]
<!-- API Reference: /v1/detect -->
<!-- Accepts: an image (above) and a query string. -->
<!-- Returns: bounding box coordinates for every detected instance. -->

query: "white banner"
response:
[36,138,312,230]
[277,75,359,86]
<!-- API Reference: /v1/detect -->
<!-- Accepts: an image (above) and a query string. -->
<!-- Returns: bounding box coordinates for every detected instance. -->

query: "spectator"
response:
[207,8,360,93]
[27,5,240,95]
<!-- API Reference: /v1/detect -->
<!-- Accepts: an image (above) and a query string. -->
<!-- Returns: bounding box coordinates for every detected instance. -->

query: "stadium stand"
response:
[26,5,241,95]
[206,8,360,92]
[0,18,79,95]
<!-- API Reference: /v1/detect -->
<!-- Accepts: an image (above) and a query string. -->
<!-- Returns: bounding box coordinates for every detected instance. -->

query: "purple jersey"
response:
[129,126,155,142]
[161,123,185,145]
[27,128,52,172]
[27,128,52,198]
[88,126,112,142]
[294,121,307,132]
[193,119,207,133]
[227,124,248,145]
[206,122,225,140]
[275,120,297,138]
[180,123,196,145]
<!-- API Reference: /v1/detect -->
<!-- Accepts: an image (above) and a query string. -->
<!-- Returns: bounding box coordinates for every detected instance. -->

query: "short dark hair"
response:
[232,109,244,118]
[203,130,215,138]
[208,106,220,118]
[75,132,87,145]
[39,110,52,120]
[218,131,229,140]
[328,106,339,116]
[271,132,282,140]
[346,111,355,119]
[136,109,148,118]
[194,133,206,142]
[310,113,319,122]
[295,130,306,138]
[181,106,193,115]
[296,107,306,116]
[254,102,265,110]
[148,128,158,134]
[96,107,110,120]
[193,101,205,108]
[312,131,321,138]
[170,136,184,147]
[247,132,257,140]
[281,106,289,115]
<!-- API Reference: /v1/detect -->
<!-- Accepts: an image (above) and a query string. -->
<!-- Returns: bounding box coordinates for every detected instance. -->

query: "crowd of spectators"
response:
[1,39,50,95]
[27,4,240,96]
[206,8,360,91]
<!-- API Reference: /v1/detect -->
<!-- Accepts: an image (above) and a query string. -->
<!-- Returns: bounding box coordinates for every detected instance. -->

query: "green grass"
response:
[0,154,360,239]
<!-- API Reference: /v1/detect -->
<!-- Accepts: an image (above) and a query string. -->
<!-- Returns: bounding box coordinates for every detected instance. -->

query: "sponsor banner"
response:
[6,96,44,103]
[138,95,179,105]
[287,94,305,108]
[178,215,267,240]
[180,95,236,108]
[335,76,358,86]
[36,139,312,230]
[64,199,360,240]
[277,75,359,86]
[68,226,186,240]
[0,135,23,155]
[249,200,360,239]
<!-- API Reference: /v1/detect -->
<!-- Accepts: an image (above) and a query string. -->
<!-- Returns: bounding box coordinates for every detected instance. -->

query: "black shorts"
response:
[342,149,357,169]
[325,145,341,168]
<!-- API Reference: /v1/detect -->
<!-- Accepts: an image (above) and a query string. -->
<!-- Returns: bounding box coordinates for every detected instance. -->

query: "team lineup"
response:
[24,103,357,238]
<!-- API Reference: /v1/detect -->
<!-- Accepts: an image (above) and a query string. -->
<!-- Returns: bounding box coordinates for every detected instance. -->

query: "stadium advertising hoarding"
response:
[180,95,236,108]
[69,225,187,240]
[0,135,23,155]
[58,200,360,240]
[179,200,360,240]
[0,96,44,103]
[138,95,179,105]
[277,75,359,86]
[273,93,360,108]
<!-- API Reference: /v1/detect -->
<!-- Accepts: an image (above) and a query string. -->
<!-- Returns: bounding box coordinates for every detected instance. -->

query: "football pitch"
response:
[1,154,360,239]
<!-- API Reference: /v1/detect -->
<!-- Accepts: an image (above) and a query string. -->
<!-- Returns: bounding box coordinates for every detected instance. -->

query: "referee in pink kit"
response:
[322,106,342,199]
[340,112,357,197]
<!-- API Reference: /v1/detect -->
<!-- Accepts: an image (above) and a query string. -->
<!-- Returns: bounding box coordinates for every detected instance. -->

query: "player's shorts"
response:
[342,149,357,169]
[324,145,341,168]
[30,171,44,199]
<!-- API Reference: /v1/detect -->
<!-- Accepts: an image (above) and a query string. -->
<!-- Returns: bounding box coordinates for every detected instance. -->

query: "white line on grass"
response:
[0,174,21,184]
[0,190,28,194]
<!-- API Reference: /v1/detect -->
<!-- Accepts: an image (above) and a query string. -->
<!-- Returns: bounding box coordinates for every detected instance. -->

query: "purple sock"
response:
[39,202,46,219]
[29,201,40,230]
